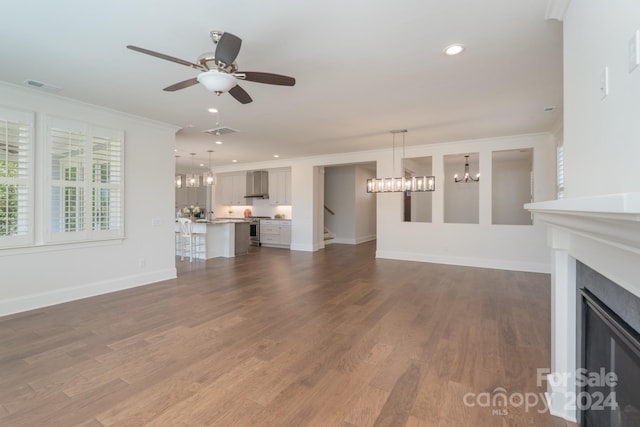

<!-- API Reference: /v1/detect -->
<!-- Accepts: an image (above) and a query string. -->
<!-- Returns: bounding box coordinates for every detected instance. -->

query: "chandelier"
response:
[454,155,479,183]
[366,130,435,193]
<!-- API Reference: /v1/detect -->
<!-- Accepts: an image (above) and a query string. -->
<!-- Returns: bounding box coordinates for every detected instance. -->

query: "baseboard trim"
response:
[375,250,550,273]
[0,268,177,317]
[290,242,317,252]
[331,235,376,245]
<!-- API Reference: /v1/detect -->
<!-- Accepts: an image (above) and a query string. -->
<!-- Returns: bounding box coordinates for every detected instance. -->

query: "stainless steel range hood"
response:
[245,170,269,199]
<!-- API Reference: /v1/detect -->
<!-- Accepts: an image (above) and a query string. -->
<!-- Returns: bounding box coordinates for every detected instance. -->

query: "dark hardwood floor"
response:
[0,242,576,426]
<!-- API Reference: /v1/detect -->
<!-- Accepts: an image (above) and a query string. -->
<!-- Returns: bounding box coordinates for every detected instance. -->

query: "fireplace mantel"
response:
[526,192,640,422]
[527,192,640,299]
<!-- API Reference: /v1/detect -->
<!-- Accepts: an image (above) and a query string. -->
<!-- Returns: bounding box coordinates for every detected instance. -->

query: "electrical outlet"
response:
[152,217,162,227]
[138,258,146,269]
[600,67,609,100]
[629,30,640,73]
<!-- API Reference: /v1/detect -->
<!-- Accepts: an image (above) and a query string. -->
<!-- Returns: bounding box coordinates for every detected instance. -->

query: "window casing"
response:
[0,108,34,248]
[45,117,124,243]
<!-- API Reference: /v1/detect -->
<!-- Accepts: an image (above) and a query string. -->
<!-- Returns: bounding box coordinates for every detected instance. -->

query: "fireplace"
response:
[577,261,640,426]
[526,192,640,423]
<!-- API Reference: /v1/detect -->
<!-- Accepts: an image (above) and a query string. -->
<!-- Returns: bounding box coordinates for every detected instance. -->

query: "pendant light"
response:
[454,155,479,183]
[186,153,200,187]
[175,155,183,188]
[366,130,435,193]
[203,149,215,185]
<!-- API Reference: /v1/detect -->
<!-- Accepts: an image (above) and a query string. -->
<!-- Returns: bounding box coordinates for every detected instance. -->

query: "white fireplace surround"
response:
[526,192,640,422]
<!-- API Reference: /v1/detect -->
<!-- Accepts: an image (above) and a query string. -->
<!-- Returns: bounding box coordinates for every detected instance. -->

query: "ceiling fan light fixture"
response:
[197,70,237,93]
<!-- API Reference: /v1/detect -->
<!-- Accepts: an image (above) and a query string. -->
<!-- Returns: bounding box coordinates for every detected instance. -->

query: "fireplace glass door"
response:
[581,290,640,426]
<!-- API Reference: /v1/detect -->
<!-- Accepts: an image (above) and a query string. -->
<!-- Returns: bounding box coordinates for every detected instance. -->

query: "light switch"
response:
[600,67,609,100]
[629,30,640,73]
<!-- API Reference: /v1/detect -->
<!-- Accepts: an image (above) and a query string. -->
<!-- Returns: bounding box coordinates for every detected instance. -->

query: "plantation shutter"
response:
[50,125,86,238]
[90,129,123,234]
[46,117,124,243]
[0,108,34,247]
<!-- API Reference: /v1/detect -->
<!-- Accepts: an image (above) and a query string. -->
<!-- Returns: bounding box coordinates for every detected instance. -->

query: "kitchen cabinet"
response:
[220,173,251,206]
[260,219,291,247]
[268,169,291,205]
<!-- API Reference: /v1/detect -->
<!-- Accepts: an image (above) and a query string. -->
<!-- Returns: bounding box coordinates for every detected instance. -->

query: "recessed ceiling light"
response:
[232,159,238,163]
[174,149,178,152]
[199,163,205,167]
[215,140,223,145]
[444,44,465,56]
[273,154,279,158]
[208,108,218,113]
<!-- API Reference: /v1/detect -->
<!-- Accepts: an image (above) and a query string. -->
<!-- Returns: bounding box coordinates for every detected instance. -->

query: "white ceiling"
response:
[1,0,562,170]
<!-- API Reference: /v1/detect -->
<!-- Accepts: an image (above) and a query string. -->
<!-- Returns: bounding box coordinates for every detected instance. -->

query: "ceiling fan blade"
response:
[237,71,296,86]
[126,45,204,71]
[163,77,199,92]
[229,85,253,104]
[215,32,242,67]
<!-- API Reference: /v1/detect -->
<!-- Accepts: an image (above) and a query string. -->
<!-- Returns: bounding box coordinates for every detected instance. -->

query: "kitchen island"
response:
[176,220,249,259]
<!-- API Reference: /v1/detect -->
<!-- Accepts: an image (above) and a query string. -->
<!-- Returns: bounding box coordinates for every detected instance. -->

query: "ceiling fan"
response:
[127,31,295,104]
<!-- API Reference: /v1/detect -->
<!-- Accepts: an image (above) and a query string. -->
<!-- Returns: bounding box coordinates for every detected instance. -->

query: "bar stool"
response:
[177,218,205,261]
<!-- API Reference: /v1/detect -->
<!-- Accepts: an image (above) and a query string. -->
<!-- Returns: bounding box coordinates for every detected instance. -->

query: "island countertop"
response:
[176,220,249,259]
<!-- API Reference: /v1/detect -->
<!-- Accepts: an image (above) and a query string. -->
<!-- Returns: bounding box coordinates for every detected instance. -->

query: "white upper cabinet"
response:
[269,169,291,205]
[220,173,251,206]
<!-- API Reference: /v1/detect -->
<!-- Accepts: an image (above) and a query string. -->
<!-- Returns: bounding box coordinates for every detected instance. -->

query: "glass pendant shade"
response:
[186,173,199,187]
[175,175,183,188]
[186,152,200,187]
[197,70,237,92]
[203,150,215,186]
[203,172,215,186]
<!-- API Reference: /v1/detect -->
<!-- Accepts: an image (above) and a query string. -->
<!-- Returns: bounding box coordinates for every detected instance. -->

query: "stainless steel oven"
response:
[249,219,260,246]
[248,216,270,246]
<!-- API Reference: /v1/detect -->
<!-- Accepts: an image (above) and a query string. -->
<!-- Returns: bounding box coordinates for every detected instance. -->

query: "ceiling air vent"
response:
[23,79,62,92]
[202,126,239,136]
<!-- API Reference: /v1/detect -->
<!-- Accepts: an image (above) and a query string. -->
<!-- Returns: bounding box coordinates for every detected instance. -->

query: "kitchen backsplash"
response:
[220,200,292,219]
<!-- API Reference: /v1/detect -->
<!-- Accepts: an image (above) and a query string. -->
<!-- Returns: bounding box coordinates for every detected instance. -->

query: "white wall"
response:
[404,157,433,222]
[324,164,376,244]
[325,166,356,241]
[564,0,640,198]
[0,83,178,316]
[492,155,533,225]
[210,132,555,272]
[376,133,556,272]
[443,154,480,224]
[354,165,376,243]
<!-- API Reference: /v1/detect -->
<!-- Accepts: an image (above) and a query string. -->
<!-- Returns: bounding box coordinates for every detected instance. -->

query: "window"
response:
[45,117,124,243]
[0,108,34,248]
[557,144,565,199]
